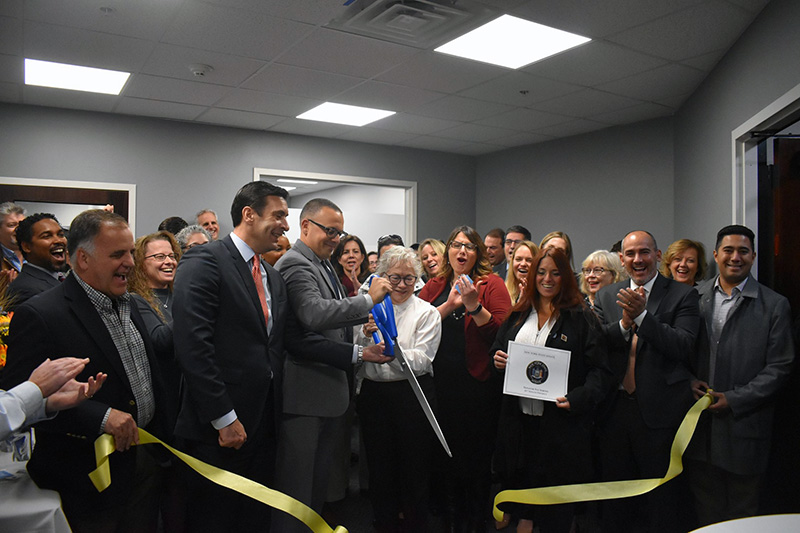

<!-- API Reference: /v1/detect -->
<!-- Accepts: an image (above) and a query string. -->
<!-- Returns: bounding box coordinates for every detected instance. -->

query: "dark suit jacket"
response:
[173,236,351,443]
[6,263,61,310]
[594,274,700,429]
[688,275,794,475]
[0,274,166,505]
[491,306,614,485]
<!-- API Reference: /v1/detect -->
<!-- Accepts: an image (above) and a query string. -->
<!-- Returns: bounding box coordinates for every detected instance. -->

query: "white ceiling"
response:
[0,0,770,155]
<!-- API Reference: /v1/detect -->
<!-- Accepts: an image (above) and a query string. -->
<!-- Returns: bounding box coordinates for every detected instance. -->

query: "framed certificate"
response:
[502,341,571,402]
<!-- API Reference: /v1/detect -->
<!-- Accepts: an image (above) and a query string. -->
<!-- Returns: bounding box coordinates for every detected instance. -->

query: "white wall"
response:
[475,117,675,264]
[0,103,475,240]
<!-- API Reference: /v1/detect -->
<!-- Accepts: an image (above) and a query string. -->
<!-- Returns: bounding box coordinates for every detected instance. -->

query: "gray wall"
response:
[475,117,675,265]
[674,0,800,251]
[0,103,475,240]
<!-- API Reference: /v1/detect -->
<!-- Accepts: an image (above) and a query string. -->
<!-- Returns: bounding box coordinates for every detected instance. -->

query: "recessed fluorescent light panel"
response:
[24,58,130,95]
[435,15,590,69]
[297,102,395,127]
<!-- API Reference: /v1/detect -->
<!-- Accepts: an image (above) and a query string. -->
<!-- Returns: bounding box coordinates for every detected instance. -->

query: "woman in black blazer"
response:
[492,248,614,533]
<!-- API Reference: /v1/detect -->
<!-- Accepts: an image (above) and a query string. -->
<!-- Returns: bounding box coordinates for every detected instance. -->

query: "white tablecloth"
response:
[691,514,800,532]
[0,460,71,533]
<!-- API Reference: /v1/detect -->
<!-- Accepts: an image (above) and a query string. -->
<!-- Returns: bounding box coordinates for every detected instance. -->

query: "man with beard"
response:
[6,213,69,309]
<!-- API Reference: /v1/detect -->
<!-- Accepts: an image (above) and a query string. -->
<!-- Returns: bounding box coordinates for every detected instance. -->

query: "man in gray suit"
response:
[273,198,391,531]
[687,225,794,527]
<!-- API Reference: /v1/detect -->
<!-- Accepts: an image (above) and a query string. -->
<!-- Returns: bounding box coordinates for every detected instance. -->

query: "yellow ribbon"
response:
[89,429,348,533]
[493,392,713,521]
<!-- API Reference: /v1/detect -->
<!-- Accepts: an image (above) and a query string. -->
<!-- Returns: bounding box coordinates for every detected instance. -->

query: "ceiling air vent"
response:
[326,0,498,49]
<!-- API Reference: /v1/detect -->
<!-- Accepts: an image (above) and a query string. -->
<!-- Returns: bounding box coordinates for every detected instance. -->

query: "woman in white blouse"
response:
[357,246,442,532]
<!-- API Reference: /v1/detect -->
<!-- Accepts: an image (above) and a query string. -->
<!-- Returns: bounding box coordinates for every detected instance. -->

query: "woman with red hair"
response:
[492,248,613,533]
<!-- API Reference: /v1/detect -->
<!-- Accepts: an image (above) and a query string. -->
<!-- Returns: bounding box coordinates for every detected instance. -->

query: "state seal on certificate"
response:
[503,341,571,402]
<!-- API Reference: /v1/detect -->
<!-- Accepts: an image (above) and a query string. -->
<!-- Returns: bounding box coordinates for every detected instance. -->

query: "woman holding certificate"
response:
[492,248,613,533]
[419,226,512,532]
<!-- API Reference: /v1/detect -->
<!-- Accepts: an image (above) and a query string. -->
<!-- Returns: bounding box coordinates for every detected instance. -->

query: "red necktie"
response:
[251,257,269,328]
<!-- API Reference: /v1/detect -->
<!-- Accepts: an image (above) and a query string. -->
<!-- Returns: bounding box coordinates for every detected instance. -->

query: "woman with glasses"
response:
[356,246,442,532]
[493,248,613,533]
[506,240,540,304]
[419,225,512,532]
[331,235,370,297]
[579,250,626,310]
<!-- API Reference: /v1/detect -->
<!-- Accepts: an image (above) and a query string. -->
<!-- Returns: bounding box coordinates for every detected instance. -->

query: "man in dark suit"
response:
[594,230,700,533]
[1,209,167,533]
[686,225,794,526]
[272,198,392,532]
[173,183,364,532]
[6,213,68,309]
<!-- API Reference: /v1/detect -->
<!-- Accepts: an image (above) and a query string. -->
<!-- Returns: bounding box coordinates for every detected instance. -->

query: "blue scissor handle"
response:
[370,295,395,356]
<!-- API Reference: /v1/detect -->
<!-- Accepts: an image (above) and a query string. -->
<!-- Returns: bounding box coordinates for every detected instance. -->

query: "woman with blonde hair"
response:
[579,250,626,309]
[505,240,539,303]
[418,238,446,280]
[660,239,706,286]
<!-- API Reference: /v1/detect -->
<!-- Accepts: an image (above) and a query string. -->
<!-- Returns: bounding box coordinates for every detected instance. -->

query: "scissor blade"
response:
[393,343,452,458]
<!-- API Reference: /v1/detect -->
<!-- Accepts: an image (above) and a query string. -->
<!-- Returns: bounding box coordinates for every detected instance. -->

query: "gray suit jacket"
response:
[688,275,795,475]
[275,240,372,417]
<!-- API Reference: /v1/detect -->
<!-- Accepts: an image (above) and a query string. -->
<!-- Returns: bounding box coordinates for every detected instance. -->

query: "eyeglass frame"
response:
[449,241,478,252]
[145,252,178,262]
[581,267,608,275]
[308,219,347,239]
[386,274,418,286]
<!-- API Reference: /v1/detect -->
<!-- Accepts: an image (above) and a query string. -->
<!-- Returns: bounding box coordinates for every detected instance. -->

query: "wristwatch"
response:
[356,345,364,364]
[467,303,483,316]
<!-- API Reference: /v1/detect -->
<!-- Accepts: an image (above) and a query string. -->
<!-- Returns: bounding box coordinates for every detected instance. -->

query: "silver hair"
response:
[175,224,212,248]
[376,246,423,278]
[0,202,26,218]
[195,209,216,220]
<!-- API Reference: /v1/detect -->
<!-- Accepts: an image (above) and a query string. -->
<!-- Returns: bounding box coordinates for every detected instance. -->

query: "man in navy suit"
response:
[2,209,167,533]
[6,213,68,309]
[594,230,700,533]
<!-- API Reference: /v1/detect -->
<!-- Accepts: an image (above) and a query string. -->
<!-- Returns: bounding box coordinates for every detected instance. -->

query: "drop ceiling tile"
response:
[410,95,515,122]
[197,108,285,130]
[337,127,417,146]
[656,93,692,109]
[116,97,207,121]
[141,44,266,87]
[24,21,155,71]
[433,123,516,143]
[24,0,181,41]
[0,81,20,103]
[474,107,572,131]
[202,0,348,25]
[607,1,752,61]
[162,2,313,61]
[277,27,419,78]
[124,75,232,106]
[510,0,701,38]
[597,64,706,102]
[334,81,444,113]
[459,71,583,107]
[270,117,353,138]
[398,135,477,154]
[243,63,363,100]
[370,113,461,135]
[376,51,507,93]
[490,131,555,148]
[216,88,320,116]
[0,16,22,55]
[530,89,642,118]
[679,49,727,72]
[0,53,21,83]
[532,118,610,138]
[523,41,667,86]
[449,142,507,156]
[23,84,118,112]
[590,101,674,125]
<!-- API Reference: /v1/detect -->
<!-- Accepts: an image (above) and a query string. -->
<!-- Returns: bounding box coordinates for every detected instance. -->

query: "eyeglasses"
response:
[449,241,478,252]
[308,219,347,239]
[145,253,177,262]
[387,274,417,286]
[505,239,523,246]
[581,267,608,275]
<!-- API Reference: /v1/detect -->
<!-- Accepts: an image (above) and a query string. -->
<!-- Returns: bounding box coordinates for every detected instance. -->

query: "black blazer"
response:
[1,274,167,505]
[172,236,351,444]
[491,306,614,484]
[5,263,61,310]
[593,274,700,429]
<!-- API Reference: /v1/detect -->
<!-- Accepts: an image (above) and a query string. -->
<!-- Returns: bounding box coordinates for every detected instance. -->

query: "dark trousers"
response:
[599,392,686,533]
[686,459,761,527]
[357,376,435,532]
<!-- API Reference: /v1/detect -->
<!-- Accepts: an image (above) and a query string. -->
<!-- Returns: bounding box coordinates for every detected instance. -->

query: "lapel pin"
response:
[561,334,568,343]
